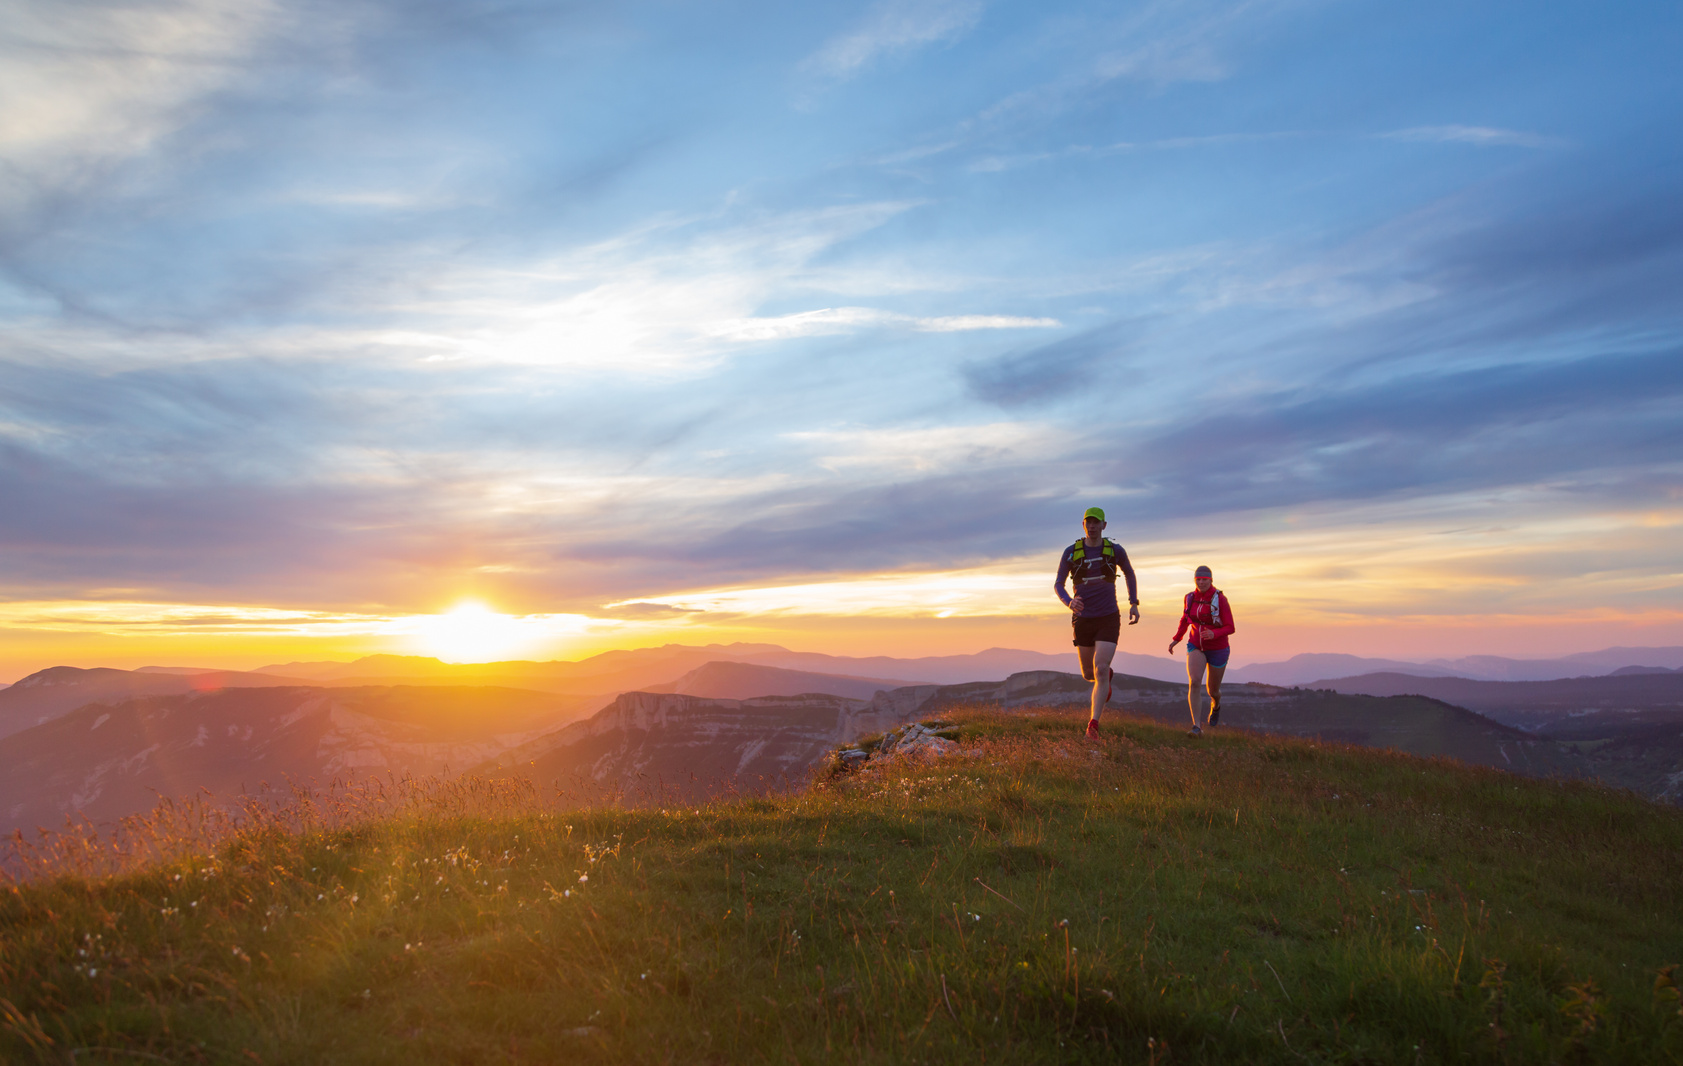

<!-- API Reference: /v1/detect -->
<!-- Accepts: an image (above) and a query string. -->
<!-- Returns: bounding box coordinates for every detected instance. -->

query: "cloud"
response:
[1092,35,1227,86]
[0,0,1678,645]
[0,599,395,636]
[705,307,1059,341]
[966,131,1313,173]
[804,0,983,79]
[617,565,1052,619]
[968,0,1287,134]
[0,0,279,186]
[783,421,1056,474]
[593,601,702,620]
[1383,125,1568,149]
[1109,346,1683,521]
[963,321,1140,407]
[0,0,639,332]
[0,196,930,375]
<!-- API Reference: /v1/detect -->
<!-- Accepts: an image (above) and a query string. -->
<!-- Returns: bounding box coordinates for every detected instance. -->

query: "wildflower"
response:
[579,873,588,883]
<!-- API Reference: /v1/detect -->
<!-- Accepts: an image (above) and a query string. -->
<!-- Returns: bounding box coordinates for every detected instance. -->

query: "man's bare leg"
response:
[1186,648,1209,730]
[1090,641,1116,723]
[1077,644,1096,682]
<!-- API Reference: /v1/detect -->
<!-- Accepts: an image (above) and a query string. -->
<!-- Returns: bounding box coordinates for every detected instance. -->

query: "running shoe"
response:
[1189,725,1203,737]
[1208,697,1221,727]
[1085,718,1101,740]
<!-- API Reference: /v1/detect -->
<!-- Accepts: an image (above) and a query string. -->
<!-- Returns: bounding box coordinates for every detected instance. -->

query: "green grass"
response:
[4,707,1682,1064]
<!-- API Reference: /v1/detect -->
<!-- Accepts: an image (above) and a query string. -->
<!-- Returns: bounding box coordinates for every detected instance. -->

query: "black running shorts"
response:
[1071,612,1122,647]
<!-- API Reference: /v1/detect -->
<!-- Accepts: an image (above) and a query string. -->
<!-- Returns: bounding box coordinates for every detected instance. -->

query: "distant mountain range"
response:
[1300,670,1683,730]
[7,642,1683,835]
[0,666,317,741]
[1231,646,1683,686]
[0,685,595,834]
[642,661,917,700]
[12,642,1681,702]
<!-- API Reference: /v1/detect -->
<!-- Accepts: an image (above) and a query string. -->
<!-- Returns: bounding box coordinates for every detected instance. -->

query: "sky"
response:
[2,0,1681,678]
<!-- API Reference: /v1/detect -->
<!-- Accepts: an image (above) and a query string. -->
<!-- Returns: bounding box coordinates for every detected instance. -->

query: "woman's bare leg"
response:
[1206,665,1225,724]
[1186,648,1208,729]
[1090,641,1116,722]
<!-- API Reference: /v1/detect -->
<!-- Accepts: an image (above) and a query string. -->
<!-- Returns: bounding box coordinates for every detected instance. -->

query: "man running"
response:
[1168,565,1235,735]
[1055,507,1140,739]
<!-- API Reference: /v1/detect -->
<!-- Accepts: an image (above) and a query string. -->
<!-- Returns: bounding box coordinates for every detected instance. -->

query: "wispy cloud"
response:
[0,0,280,181]
[706,307,1059,341]
[610,565,1050,620]
[784,421,1056,474]
[0,0,1678,665]
[964,321,1141,406]
[969,0,1289,132]
[803,0,983,79]
[1383,125,1569,149]
[967,130,1314,172]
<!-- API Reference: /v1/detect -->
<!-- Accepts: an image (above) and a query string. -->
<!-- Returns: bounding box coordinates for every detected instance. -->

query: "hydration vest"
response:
[1185,588,1223,626]
[1070,538,1119,583]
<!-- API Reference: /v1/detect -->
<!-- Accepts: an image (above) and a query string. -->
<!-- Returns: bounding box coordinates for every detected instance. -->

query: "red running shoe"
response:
[1085,718,1101,740]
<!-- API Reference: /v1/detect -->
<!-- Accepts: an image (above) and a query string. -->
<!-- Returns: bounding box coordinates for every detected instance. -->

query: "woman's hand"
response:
[1167,639,1179,654]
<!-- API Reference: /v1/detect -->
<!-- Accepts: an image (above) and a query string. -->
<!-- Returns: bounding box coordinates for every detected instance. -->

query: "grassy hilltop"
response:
[3,708,1681,1064]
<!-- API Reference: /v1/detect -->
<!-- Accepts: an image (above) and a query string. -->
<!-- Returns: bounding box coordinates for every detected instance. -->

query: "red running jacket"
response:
[1172,587,1236,651]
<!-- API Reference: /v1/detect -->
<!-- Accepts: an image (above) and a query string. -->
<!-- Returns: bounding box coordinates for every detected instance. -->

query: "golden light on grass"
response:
[6,708,1681,1060]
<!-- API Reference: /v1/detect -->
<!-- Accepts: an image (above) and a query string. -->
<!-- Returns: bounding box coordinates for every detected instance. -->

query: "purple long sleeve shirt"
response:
[1055,539,1138,618]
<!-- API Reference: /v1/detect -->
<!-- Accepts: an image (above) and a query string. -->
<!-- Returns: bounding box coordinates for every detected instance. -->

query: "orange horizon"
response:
[5,604,1682,684]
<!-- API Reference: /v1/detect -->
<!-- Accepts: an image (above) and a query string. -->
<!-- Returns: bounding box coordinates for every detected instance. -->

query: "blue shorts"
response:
[1191,645,1231,669]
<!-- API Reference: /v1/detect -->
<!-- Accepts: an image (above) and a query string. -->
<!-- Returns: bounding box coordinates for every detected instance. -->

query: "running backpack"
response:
[1070,538,1118,583]
[1185,589,1222,626]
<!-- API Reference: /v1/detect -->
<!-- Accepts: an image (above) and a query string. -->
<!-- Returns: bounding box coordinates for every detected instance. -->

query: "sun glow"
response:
[409,603,563,663]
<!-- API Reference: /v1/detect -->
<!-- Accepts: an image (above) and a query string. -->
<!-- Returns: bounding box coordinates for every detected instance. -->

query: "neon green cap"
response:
[1083,507,1105,521]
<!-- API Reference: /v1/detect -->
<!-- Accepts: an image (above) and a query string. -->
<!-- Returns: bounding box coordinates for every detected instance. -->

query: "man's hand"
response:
[1128,604,1140,625]
[1069,594,1085,614]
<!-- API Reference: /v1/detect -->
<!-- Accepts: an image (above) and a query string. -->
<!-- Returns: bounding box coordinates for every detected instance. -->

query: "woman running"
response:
[1168,565,1235,736]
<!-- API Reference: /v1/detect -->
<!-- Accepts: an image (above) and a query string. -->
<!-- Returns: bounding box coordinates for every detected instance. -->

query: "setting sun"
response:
[411,603,543,663]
